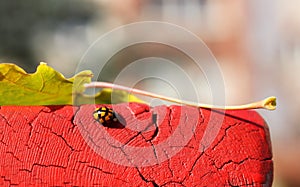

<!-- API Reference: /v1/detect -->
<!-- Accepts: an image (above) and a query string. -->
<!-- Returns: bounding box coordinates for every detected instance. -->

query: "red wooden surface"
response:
[0,103,273,186]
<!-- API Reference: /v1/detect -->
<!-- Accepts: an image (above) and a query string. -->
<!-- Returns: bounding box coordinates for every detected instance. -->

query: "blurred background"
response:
[0,0,299,186]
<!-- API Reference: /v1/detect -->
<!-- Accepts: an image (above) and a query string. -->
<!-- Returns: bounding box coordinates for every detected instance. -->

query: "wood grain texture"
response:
[0,103,273,186]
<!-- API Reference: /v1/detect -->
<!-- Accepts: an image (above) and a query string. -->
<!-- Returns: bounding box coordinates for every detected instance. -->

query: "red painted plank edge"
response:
[0,103,273,186]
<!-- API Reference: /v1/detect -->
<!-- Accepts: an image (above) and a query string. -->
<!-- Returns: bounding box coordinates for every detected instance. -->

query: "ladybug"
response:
[93,106,118,126]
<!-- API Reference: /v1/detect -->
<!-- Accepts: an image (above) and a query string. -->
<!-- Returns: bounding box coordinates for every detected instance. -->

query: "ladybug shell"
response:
[93,106,117,125]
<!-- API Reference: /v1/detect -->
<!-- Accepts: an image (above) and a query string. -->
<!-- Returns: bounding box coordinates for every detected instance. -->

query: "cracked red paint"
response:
[0,104,273,186]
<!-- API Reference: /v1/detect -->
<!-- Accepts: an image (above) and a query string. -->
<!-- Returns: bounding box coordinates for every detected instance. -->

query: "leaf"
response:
[0,62,143,105]
[0,62,91,105]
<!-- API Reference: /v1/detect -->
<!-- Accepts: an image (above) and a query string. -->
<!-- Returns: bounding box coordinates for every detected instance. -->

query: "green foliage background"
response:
[0,0,97,71]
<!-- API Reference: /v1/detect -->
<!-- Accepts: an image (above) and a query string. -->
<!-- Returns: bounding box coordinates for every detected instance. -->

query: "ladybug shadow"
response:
[103,114,127,129]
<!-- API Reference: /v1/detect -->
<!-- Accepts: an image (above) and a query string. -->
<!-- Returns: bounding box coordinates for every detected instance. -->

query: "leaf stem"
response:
[84,82,276,111]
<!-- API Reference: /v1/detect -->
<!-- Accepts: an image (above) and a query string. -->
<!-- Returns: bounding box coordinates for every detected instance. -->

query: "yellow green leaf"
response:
[0,62,143,105]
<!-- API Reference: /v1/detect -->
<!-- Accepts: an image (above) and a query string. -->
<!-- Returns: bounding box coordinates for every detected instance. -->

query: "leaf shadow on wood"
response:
[203,108,266,129]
